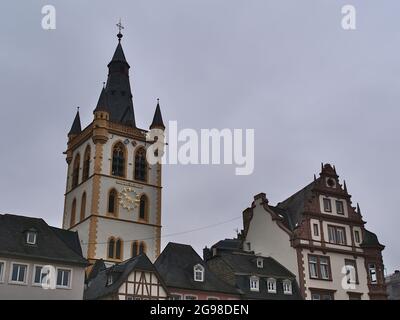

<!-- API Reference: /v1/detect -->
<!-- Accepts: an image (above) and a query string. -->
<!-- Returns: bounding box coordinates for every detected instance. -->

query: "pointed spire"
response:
[357,203,361,215]
[94,87,109,113]
[150,99,165,130]
[68,108,81,136]
[343,180,348,193]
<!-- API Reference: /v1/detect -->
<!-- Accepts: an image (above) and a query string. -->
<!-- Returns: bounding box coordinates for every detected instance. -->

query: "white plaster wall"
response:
[302,248,369,300]
[0,257,85,300]
[244,197,298,278]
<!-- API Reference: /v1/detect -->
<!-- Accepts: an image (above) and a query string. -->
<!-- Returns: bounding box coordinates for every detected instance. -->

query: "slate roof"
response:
[155,242,239,295]
[0,214,87,266]
[100,39,136,127]
[68,110,82,136]
[211,239,242,251]
[84,254,163,300]
[208,251,302,300]
[361,229,383,247]
[149,102,165,130]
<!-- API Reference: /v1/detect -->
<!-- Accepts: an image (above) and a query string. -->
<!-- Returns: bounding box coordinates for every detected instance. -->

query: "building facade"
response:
[155,242,240,300]
[240,164,387,300]
[0,214,87,300]
[84,254,169,300]
[204,239,302,300]
[62,30,165,266]
[386,270,400,300]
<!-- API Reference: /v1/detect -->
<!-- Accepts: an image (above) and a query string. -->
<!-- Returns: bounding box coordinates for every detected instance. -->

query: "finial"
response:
[103,82,106,89]
[77,106,80,112]
[321,162,324,172]
[157,98,160,105]
[116,18,124,42]
[314,174,317,181]
[333,165,337,174]
[343,180,348,193]
[357,203,361,215]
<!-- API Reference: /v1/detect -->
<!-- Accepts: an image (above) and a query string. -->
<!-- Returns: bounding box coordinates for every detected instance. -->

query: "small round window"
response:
[326,178,336,188]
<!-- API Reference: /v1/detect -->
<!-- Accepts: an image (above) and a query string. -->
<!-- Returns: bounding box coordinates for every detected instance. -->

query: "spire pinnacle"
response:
[150,99,165,130]
[116,19,124,42]
[68,109,82,136]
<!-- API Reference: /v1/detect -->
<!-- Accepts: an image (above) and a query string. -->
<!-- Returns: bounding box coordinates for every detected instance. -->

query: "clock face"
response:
[118,187,140,211]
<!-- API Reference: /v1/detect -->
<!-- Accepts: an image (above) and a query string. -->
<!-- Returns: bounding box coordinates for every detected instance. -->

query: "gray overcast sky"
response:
[0,1,399,274]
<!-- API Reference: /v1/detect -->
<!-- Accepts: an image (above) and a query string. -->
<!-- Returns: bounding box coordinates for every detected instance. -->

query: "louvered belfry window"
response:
[112,143,125,177]
[134,148,147,181]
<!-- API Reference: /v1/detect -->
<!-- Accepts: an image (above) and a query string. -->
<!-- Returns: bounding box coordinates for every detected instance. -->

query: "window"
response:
[80,192,86,221]
[11,263,28,284]
[354,230,361,244]
[283,280,292,295]
[108,238,115,259]
[134,148,147,181]
[106,274,113,286]
[207,297,219,300]
[328,225,346,245]
[132,241,138,258]
[308,255,331,280]
[368,264,377,284]
[0,261,5,282]
[323,198,332,212]
[344,259,359,285]
[250,276,259,292]
[348,292,362,300]
[170,294,182,300]
[194,264,205,282]
[256,257,263,268]
[115,239,122,260]
[33,265,47,285]
[82,146,91,181]
[108,189,118,215]
[139,242,146,255]
[111,142,125,177]
[311,290,334,300]
[267,278,277,293]
[26,231,37,245]
[70,198,77,227]
[336,201,344,215]
[72,154,80,188]
[313,223,319,237]
[56,269,71,288]
[185,295,198,300]
[139,195,148,220]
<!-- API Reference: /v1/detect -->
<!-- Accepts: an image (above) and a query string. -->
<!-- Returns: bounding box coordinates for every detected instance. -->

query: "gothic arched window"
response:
[70,198,77,227]
[139,241,146,255]
[72,154,80,188]
[116,239,122,260]
[80,192,86,221]
[132,241,138,258]
[108,189,118,216]
[108,237,115,259]
[139,195,148,220]
[82,146,91,181]
[134,148,147,182]
[112,142,126,177]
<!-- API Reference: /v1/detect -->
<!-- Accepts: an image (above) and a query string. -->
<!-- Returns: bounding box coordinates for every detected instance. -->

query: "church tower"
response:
[62,28,165,266]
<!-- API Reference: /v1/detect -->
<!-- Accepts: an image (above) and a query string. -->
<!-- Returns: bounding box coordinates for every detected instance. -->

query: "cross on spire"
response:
[116,19,124,41]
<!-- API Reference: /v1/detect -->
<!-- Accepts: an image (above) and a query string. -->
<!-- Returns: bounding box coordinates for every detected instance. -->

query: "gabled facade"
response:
[155,242,240,300]
[62,30,165,266]
[84,254,169,300]
[204,239,302,300]
[241,164,387,300]
[0,214,87,300]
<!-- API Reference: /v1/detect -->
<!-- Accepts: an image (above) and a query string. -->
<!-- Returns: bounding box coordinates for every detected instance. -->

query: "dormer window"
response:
[323,198,332,212]
[194,264,204,282]
[250,276,259,292]
[107,274,113,286]
[283,280,292,295]
[267,278,277,293]
[256,258,263,268]
[26,231,37,245]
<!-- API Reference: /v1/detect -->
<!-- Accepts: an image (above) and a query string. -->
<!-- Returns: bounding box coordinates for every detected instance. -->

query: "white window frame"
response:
[368,264,377,284]
[32,264,46,286]
[9,262,29,285]
[184,295,198,300]
[0,260,5,283]
[283,280,292,295]
[56,267,73,289]
[354,230,361,244]
[207,296,220,300]
[335,200,344,215]
[256,258,263,268]
[267,278,277,293]
[26,231,37,245]
[313,223,319,237]
[249,276,259,292]
[193,264,204,282]
[170,293,183,300]
[323,198,332,212]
